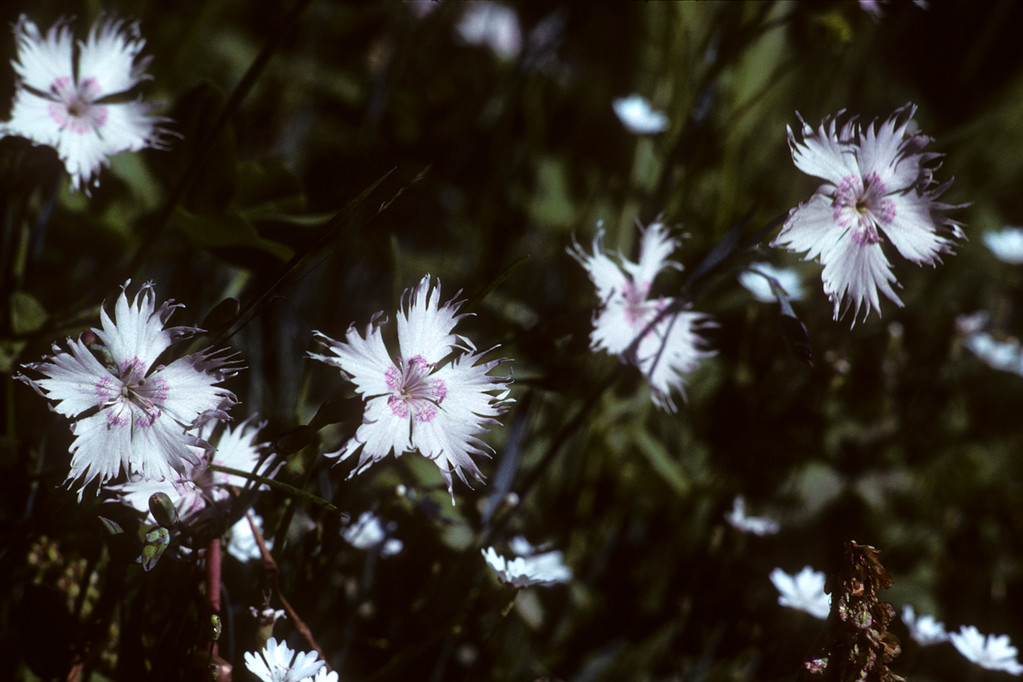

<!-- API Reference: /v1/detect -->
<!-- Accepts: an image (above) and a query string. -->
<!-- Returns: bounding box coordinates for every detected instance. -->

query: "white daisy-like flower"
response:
[482,546,572,588]
[738,262,805,303]
[771,104,963,323]
[770,566,831,620]
[570,221,715,411]
[0,15,171,193]
[901,605,949,646]
[109,417,273,521]
[311,669,339,682]
[983,227,1023,265]
[725,495,779,536]
[16,281,238,497]
[309,275,513,502]
[244,637,324,682]
[455,2,522,59]
[950,625,1023,676]
[342,511,403,557]
[613,95,669,135]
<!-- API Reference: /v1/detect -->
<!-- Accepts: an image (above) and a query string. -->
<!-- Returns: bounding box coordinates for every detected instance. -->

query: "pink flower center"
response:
[834,172,896,247]
[385,355,447,423]
[48,76,108,134]
[95,357,169,429]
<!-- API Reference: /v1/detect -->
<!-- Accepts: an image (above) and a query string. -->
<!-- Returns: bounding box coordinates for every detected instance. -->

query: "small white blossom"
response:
[310,276,512,502]
[342,511,403,557]
[228,513,272,562]
[770,566,831,620]
[725,495,779,536]
[456,3,522,59]
[984,227,1023,265]
[901,605,948,646]
[570,221,715,411]
[739,262,805,303]
[17,281,238,497]
[965,331,1023,375]
[244,637,324,682]
[950,625,1023,676]
[312,669,339,682]
[1,15,171,193]
[482,546,571,588]
[772,104,963,323]
[613,95,669,135]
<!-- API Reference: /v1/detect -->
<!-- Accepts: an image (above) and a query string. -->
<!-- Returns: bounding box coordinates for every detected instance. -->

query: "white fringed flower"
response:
[613,95,669,135]
[570,221,715,411]
[244,637,324,682]
[983,227,1023,265]
[482,546,571,588]
[770,566,831,620]
[309,276,512,502]
[0,15,171,192]
[227,513,272,562]
[901,605,949,646]
[17,281,238,496]
[725,495,779,536]
[950,626,1023,675]
[772,104,962,323]
[109,417,273,521]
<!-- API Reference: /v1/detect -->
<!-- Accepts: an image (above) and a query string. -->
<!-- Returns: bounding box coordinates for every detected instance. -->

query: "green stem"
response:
[207,463,340,515]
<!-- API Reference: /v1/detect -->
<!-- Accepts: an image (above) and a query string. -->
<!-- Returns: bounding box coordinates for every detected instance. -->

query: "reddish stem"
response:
[207,536,222,656]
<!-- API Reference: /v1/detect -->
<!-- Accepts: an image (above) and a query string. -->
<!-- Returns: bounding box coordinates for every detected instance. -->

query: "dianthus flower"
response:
[0,15,170,192]
[244,637,324,682]
[772,104,962,323]
[17,281,238,496]
[950,625,1023,675]
[482,546,572,588]
[770,566,831,620]
[309,276,512,501]
[109,417,273,522]
[570,221,715,411]
[901,605,948,646]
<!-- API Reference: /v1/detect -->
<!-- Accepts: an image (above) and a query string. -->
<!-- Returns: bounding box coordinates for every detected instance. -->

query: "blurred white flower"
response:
[738,263,805,303]
[0,15,171,192]
[772,104,963,324]
[725,495,779,536]
[482,546,571,588]
[950,625,1023,675]
[228,513,272,562]
[16,281,238,497]
[244,637,324,682]
[965,331,1023,375]
[901,605,949,645]
[613,95,669,135]
[770,566,831,619]
[312,668,339,682]
[342,511,403,557]
[983,227,1023,265]
[310,275,512,502]
[456,3,522,59]
[570,221,715,411]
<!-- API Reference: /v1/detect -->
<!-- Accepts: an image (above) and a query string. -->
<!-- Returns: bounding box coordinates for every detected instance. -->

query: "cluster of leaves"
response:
[4,1,1023,681]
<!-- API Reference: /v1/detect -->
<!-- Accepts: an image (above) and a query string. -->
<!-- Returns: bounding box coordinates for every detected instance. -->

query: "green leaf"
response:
[170,206,294,261]
[9,291,47,335]
[634,428,690,496]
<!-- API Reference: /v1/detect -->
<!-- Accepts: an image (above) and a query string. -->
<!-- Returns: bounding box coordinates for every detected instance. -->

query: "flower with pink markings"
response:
[772,104,963,323]
[0,15,170,192]
[570,220,715,411]
[309,276,512,501]
[17,281,239,497]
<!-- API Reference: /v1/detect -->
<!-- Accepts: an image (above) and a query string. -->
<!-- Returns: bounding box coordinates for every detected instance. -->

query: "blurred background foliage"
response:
[3,0,1023,680]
